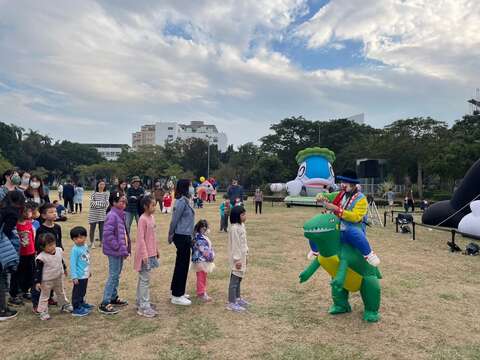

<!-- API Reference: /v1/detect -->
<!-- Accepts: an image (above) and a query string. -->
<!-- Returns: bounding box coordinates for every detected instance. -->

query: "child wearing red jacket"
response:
[9,202,36,305]
[162,191,173,214]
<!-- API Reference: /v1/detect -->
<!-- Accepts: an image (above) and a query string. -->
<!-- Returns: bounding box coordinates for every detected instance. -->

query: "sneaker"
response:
[48,298,58,306]
[137,307,157,318]
[72,307,90,317]
[90,243,96,249]
[170,292,190,299]
[39,312,51,321]
[110,297,128,307]
[81,303,94,311]
[171,296,192,306]
[226,302,246,312]
[61,304,74,313]
[198,294,212,302]
[8,296,24,306]
[365,252,380,267]
[98,303,120,315]
[0,308,18,321]
[236,298,250,307]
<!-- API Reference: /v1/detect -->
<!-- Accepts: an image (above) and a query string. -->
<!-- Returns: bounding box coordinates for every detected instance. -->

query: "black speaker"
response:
[357,160,379,178]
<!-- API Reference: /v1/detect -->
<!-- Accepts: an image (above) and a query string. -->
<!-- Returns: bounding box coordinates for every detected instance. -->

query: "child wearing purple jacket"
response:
[98,193,131,315]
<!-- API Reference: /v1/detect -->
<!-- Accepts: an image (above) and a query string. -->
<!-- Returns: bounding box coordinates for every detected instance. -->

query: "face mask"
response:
[21,177,30,186]
[11,175,21,186]
[31,182,41,189]
[189,186,195,196]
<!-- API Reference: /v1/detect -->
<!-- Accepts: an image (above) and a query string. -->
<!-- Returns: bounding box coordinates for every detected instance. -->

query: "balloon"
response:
[200,176,206,183]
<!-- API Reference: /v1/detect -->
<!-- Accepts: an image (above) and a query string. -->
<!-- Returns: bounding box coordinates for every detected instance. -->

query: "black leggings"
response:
[255,201,263,214]
[75,203,83,213]
[90,222,104,244]
[10,255,35,297]
[170,234,191,297]
[64,198,74,213]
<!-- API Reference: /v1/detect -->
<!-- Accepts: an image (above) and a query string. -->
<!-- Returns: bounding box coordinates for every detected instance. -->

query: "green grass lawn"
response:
[1,195,480,360]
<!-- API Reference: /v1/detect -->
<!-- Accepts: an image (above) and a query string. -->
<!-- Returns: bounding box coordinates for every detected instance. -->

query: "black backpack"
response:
[465,242,480,256]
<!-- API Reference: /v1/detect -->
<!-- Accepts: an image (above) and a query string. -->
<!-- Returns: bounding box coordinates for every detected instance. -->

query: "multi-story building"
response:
[132,124,156,149]
[132,121,228,151]
[86,144,129,161]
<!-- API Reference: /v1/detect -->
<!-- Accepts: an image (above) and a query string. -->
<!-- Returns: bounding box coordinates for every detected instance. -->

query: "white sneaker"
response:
[365,252,380,267]
[170,292,190,299]
[171,296,191,306]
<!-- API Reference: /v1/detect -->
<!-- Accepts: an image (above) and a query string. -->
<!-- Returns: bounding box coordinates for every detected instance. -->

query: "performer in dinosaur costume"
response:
[299,212,382,322]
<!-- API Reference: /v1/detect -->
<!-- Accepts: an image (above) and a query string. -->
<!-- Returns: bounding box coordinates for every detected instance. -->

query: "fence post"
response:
[412,222,416,240]
[384,211,387,227]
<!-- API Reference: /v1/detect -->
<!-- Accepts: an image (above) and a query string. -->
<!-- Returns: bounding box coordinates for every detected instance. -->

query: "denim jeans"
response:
[136,267,151,310]
[340,225,372,256]
[125,211,139,234]
[102,256,124,305]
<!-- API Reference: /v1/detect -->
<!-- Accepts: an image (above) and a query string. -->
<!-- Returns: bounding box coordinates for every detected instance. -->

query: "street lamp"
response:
[206,136,211,179]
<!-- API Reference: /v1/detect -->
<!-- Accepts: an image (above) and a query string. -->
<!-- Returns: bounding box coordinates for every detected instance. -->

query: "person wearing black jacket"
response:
[125,176,145,234]
[0,191,25,321]
[62,180,75,214]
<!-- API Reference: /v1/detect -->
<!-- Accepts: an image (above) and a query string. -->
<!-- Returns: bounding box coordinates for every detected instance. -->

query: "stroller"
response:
[397,213,413,234]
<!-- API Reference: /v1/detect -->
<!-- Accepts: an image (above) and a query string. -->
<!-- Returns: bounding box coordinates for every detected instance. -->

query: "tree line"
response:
[1,114,479,199]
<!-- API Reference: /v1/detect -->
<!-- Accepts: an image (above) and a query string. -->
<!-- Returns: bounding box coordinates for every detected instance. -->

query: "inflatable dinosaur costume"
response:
[299,212,382,322]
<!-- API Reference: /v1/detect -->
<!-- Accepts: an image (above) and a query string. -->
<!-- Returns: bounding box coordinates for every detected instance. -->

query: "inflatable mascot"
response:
[423,158,480,236]
[299,212,382,322]
[271,147,336,206]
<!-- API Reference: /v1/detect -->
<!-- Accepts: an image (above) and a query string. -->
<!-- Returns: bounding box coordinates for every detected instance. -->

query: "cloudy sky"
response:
[0,0,478,147]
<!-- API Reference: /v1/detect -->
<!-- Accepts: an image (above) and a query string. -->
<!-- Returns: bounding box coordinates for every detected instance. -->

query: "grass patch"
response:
[157,345,205,360]
[430,344,480,360]
[256,343,366,360]
[12,350,56,360]
[438,293,462,301]
[119,318,160,338]
[177,317,222,342]
[76,350,115,360]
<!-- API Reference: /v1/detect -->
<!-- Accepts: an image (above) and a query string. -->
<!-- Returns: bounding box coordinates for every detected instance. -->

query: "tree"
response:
[381,117,448,198]
[0,152,13,175]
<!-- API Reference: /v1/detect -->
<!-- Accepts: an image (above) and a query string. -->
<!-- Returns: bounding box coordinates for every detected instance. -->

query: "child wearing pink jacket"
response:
[134,195,160,318]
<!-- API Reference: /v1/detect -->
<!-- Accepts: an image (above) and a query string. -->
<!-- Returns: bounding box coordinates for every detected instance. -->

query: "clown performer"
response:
[316,170,380,267]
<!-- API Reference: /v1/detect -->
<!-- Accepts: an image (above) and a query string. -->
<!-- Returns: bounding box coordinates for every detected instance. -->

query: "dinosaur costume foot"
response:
[329,304,352,315]
[363,311,380,323]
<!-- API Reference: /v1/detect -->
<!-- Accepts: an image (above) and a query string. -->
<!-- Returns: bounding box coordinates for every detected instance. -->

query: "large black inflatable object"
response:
[422,159,480,228]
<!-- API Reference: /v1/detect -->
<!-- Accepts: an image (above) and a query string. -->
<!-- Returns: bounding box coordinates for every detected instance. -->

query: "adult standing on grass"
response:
[254,188,264,214]
[126,176,145,234]
[74,183,84,214]
[153,182,165,212]
[88,180,110,249]
[0,170,22,202]
[25,175,50,205]
[63,179,75,214]
[57,183,63,201]
[168,179,195,306]
[227,179,244,207]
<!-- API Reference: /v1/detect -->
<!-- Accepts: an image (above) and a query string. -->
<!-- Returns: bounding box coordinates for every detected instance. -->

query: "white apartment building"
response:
[86,144,129,161]
[132,121,228,151]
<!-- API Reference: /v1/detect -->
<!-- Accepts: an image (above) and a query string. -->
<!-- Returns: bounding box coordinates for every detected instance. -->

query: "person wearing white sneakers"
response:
[316,170,380,267]
[168,179,195,306]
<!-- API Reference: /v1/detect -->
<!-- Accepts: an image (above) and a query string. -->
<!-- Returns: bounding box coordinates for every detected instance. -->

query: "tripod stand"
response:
[367,197,384,226]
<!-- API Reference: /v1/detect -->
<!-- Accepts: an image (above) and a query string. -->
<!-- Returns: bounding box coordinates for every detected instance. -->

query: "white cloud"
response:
[0,0,477,148]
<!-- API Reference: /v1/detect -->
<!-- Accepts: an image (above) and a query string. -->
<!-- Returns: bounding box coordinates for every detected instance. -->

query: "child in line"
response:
[9,202,36,306]
[74,183,84,214]
[99,193,130,315]
[162,191,172,214]
[34,233,73,320]
[32,203,63,312]
[70,226,92,317]
[227,206,249,312]
[192,220,215,302]
[52,200,67,222]
[219,194,230,233]
[134,195,160,318]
